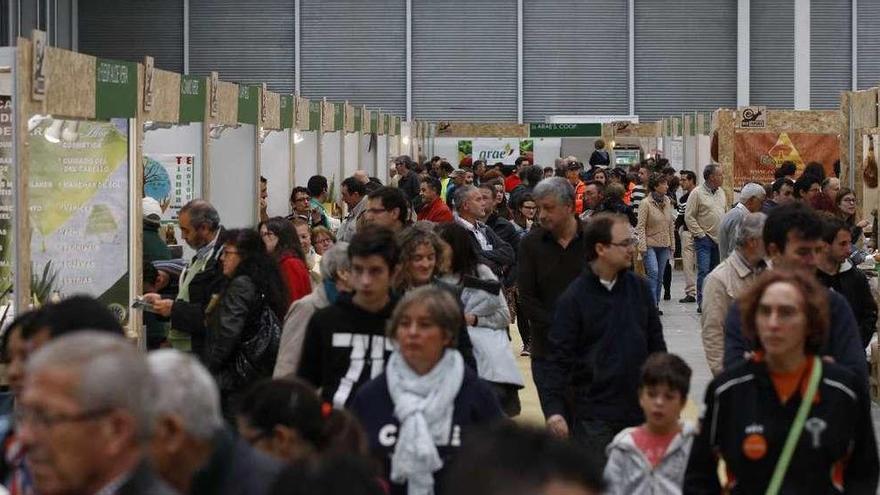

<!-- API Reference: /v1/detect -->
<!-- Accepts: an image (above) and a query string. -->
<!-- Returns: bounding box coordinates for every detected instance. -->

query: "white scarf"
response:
[386,349,465,495]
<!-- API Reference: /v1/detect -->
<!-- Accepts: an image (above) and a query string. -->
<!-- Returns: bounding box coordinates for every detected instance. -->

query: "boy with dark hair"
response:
[297,225,400,407]
[604,353,694,494]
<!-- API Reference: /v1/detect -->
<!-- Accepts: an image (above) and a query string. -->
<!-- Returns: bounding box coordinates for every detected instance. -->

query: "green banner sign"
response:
[280,95,293,129]
[529,123,601,138]
[395,117,401,136]
[354,107,362,132]
[371,112,379,134]
[179,76,206,123]
[237,85,259,125]
[308,101,321,131]
[333,103,344,131]
[94,59,137,120]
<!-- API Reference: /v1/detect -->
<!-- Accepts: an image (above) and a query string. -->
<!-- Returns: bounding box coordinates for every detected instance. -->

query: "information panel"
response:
[28,118,130,321]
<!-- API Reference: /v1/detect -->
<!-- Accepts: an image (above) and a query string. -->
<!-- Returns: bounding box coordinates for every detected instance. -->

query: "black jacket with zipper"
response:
[685,358,879,494]
[816,263,878,349]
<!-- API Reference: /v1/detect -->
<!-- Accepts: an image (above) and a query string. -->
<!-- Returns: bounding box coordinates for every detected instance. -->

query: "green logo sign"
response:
[280,95,294,129]
[529,123,602,138]
[95,59,137,120]
[179,76,206,123]
[237,85,259,125]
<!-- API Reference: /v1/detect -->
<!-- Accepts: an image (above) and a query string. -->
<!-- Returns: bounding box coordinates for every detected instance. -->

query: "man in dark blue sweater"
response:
[544,213,667,464]
[723,203,867,380]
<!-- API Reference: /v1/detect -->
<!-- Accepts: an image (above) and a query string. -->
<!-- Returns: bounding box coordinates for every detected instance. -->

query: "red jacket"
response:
[278,253,312,305]
[504,174,522,193]
[574,180,587,214]
[417,197,454,223]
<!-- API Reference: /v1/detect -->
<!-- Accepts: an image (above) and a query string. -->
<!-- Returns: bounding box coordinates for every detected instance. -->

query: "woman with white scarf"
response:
[350,286,504,495]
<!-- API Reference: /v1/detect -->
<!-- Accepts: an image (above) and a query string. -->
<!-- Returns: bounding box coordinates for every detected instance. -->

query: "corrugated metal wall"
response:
[78,0,183,71]
[412,0,517,121]
[300,0,405,116]
[811,0,851,108]
[634,0,736,121]
[523,0,628,122]
[750,0,795,108]
[189,0,294,92]
[857,0,880,89]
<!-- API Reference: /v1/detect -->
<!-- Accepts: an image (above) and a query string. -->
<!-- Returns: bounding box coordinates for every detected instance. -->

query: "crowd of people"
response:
[0,148,878,494]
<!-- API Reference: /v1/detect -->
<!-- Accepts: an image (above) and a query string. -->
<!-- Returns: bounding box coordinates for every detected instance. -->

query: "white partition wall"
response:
[377,135,389,183]
[209,124,257,228]
[322,131,343,192]
[362,133,377,176]
[344,132,359,178]
[295,131,318,187]
[261,130,292,217]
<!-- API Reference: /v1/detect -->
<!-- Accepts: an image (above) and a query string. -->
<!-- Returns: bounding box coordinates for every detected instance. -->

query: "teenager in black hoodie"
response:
[298,226,400,408]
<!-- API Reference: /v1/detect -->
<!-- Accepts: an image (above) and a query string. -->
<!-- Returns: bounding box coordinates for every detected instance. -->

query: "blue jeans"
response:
[695,236,720,308]
[643,247,671,306]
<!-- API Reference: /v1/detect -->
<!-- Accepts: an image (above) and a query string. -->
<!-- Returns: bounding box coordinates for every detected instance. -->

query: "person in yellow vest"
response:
[144,199,224,356]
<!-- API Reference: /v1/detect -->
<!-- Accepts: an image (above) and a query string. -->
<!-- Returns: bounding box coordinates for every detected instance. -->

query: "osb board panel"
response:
[840,92,851,187]
[214,80,238,126]
[14,42,32,309]
[295,97,310,130]
[321,101,335,132]
[435,121,528,138]
[745,110,840,135]
[851,89,878,129]
[142,67,180,123]
[344,103,355,133]
[716,109,736,199]
[611,121,659,138]
[263,91,281,130]
[17,39,96,119]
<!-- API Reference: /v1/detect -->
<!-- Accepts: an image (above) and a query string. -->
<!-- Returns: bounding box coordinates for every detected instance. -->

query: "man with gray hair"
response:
[718,182,766,260]
[685,164,728,312]
[18,332,175,495]
[148,350,281,494]
[274,242,352,377]
[454,185,514,279]
[144,198,224,355]
[700,212,766,375]
[517,177,586,410]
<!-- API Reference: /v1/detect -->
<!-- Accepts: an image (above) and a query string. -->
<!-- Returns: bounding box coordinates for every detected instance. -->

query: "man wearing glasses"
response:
[17,332,175,495]
[543,213,667,465]
[288,186,325,229]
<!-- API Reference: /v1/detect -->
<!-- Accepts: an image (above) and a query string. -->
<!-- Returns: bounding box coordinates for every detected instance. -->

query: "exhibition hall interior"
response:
[1,1,880,494]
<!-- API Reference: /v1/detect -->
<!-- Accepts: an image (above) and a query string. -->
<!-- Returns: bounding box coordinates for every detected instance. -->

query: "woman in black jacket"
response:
[206,228,288,419]
[684,270,878,494]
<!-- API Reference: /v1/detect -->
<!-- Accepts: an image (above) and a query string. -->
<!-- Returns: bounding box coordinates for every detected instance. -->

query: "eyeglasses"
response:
[607,238,638,248]
[366,208,388,215]
[15,406,112,431]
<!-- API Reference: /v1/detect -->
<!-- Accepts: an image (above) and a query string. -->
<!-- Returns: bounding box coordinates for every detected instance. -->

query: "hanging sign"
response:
[209,72,219,118]
[354,106,362,132]
[363,108,372,133]
[295,96,310,130]
[529,123,601,138]
[334,103,344,131]
[143,56,155,112]
[280,95,294,129]
[377,113,385,136]
[738,106,767,128]
[309,100,321,132]
[237,84,259,125]
[31,30,47,101]
[95,59,137,119]
[179,76,206,123]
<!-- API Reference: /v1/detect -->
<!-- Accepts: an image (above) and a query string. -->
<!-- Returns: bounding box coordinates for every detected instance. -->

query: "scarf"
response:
[651,192,666,205]
[386,349,465,495]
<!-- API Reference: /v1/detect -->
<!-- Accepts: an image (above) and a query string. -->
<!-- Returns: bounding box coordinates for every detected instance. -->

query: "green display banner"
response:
[280,95,294,129]
[308,101,321,131]
[354,107,362,132]
[395,117,401,136]
[94,59,137,120]
[333,103,344,131]
[529,123,601,138]
[238,85,259,125]
[179,76,206,123]
[371,112,379,134]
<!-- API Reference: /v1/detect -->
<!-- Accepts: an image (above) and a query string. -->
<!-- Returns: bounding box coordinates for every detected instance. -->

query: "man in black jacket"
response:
[545,213,666,464]
[453,185,515,280]
[817,217,878,348]
[518,177,587,411]
[394,155,421,204]
[144,199,224,356]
